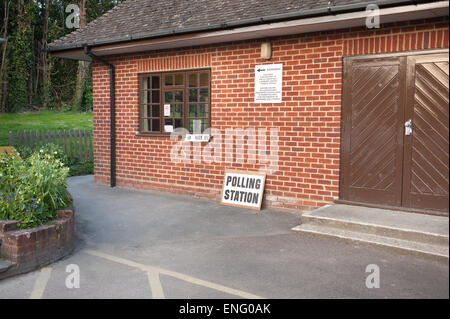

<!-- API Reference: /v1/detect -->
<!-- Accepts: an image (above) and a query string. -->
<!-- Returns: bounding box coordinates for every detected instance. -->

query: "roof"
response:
[48,0,440,52]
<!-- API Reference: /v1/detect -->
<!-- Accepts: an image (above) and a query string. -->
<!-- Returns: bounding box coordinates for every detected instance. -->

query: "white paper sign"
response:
[254,64,283,103]
[164,104,171,116]
[164,125,173,132]
[221,170,266,210]
[185,134,210,142]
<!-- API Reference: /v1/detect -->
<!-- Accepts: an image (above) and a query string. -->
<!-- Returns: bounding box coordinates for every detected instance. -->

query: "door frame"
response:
[338,48,449,215]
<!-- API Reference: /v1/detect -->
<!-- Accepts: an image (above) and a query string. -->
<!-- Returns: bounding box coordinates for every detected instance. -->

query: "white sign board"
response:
[254,64,283,103]
[185,134,210,142]
[221,170,266,210]
[164,104,171,116]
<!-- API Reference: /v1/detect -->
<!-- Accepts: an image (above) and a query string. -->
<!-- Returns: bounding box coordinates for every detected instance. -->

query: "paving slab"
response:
[307,204,449,236]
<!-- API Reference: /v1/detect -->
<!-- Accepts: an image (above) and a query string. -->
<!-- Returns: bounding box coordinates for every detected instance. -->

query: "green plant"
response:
[69,157,94,176]
[17,143,92,176]
[0,148,70,229]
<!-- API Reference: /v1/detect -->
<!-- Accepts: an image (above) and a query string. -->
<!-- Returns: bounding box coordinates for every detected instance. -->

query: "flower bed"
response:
[0,145,71,229]
[0,203,75,279]
[0,145,75,279]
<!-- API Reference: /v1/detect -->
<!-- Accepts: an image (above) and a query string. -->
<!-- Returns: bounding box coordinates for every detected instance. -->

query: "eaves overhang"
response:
[49,0,449,61]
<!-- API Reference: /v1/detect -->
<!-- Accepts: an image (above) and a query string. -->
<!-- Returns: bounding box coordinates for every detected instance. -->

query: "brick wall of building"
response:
[92,18,449,211]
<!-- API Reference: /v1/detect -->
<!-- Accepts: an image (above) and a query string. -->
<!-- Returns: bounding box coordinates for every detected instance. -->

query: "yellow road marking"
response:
[85,249,263,299]
[29,267,52,299]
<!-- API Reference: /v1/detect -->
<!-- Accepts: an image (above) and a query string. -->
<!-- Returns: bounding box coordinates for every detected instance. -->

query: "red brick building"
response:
[50,0,449,214]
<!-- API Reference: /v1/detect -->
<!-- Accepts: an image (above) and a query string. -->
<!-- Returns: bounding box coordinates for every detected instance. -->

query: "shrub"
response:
[68,157,94,176]
[18,144,93,176]
[0,148,70,229]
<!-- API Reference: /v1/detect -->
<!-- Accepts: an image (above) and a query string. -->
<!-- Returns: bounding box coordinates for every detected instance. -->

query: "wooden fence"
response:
[9,129,93,159]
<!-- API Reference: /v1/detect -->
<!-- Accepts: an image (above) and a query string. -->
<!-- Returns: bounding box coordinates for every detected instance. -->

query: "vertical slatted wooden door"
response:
[340,57,406,206]
[403,53,449,212]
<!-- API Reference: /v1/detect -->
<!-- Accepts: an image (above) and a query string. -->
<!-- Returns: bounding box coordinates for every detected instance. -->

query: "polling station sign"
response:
[221,170,266,210]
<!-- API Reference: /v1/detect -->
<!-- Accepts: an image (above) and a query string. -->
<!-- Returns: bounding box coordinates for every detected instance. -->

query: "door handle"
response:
[405,119,412,136]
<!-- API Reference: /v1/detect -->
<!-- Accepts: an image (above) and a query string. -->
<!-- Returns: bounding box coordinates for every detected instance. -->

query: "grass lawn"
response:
[0,111,93,146]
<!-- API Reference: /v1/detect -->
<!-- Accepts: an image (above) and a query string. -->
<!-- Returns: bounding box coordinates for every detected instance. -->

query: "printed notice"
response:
[164,104,171,116]
[254,64,283,103]
[221,170,266,210]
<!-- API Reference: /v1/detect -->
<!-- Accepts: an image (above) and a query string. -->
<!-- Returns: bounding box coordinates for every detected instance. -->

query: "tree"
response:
[72,0,87,111]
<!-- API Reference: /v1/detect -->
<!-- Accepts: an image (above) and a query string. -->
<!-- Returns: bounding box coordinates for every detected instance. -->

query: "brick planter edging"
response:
[0,204,75,280]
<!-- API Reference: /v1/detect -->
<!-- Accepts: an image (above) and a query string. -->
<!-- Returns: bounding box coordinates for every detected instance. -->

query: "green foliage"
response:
[68,157,94,176]
[0,147,70,229]
[17,143,93,176]
[0,0,123,113]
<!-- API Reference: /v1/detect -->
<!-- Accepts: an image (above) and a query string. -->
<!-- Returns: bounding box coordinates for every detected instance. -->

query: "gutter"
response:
[83,45,116,188]
[48,0,434,52]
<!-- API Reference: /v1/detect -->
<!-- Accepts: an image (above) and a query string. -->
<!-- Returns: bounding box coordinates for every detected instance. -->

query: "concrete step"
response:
[0,260,14,274]
[292,204,449,261]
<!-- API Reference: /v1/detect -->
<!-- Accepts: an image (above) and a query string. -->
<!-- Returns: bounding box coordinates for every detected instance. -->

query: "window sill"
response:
[135,132,172,137]
[135,132,213,142]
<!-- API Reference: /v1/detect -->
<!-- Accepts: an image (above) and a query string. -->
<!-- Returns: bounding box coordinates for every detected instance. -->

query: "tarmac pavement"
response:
[0,175,448,299]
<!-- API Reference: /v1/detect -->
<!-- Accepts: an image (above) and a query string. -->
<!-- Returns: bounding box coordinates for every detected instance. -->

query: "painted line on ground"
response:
[147,271,165,299]
[29,267,53,299]
[85,249,263,299]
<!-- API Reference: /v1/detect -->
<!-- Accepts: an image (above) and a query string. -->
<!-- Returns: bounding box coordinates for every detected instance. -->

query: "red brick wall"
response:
[92,18,449,211]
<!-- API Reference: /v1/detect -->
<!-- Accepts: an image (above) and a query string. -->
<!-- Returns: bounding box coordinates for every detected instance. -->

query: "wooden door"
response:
[402,53,449,212]
[340,50,449,213]
[340,56,406,207]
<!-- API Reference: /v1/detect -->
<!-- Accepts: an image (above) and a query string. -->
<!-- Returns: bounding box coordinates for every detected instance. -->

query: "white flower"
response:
[40,149,43,153]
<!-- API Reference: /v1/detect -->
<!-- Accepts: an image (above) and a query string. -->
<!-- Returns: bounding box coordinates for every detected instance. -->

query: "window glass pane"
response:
[142,77,148,90]
[198,104,207,117]
[188,104,197,117]
[151,119,160,132]
[188,74,197,87]
[199,73,209,87]
[175,118,183,128]
[142,119,150,132]
[165,75,173,86]
[201,119,209,131]
[151,76,160,89]
[152,105,160,117]
[164,91,173,103]
[199,88,209,102]
[175,74,183,86]
[174,91,183,102]
[141,91,150,104]
[189,89,197,102]
[172,104,183,117]
[141,104,149,117]
[152,90,160,104]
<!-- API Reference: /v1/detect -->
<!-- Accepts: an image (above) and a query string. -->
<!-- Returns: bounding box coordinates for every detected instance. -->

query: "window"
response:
[139,70,210,134]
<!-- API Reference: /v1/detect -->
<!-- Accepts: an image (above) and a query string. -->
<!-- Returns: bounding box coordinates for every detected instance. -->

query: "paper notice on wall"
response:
[164,104,171,116]
[254,64,283,103]
[164,125,173,132]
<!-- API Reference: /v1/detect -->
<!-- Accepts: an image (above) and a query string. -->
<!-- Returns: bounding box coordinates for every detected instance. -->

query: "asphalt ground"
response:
[0,175,448,299]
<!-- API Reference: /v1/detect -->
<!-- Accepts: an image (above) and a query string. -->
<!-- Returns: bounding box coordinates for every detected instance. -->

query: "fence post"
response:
[9,131,13,147]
